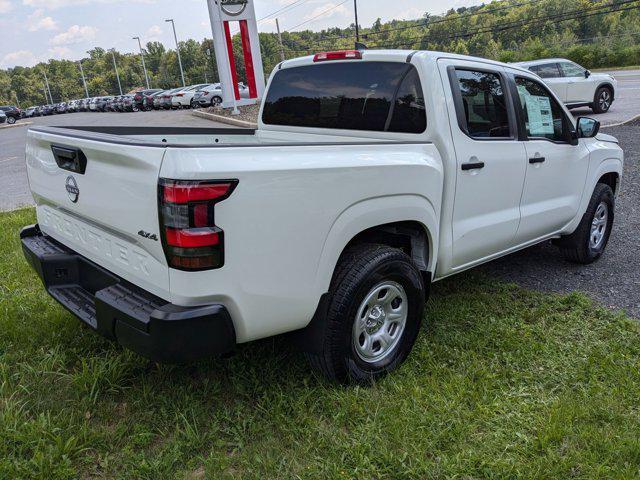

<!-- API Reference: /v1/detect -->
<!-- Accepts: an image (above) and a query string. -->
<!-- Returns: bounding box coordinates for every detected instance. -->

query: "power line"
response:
[371,0,640,50]
[284,0,350,32]
[283,0,639,55]
[288,0,546,52]
[309,0,545,45]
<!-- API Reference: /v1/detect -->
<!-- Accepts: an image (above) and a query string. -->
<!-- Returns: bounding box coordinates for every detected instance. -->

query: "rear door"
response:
[439,59,528,269]
[26,128,171,300]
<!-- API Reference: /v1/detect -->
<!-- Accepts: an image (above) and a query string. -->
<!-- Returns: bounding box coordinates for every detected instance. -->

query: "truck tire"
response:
[306,244,425,384]
[557,183,614,264]
[592,86,612,114]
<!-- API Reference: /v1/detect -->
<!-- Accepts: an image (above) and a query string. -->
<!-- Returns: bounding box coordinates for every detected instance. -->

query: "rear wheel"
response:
[556,183,614,264]
[7,116,16,124]
[592,87,612,113]
[306,244,425,384]
[212,96,222,107]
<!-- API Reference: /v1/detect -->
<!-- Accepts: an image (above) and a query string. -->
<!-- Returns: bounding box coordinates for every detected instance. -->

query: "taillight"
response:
[313,50,362,62]
[159,179,237,271]
[176,93,184,97]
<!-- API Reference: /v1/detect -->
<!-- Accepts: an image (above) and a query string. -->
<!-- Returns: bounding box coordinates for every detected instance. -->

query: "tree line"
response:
[1,0,639,107]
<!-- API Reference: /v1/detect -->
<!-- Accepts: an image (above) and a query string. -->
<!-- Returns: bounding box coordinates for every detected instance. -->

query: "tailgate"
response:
[26,128,170,300]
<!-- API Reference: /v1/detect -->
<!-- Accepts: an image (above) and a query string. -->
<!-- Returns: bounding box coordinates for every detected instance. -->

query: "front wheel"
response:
[306,244,425,384]
[556,183,614,264]
[592,87,612,113]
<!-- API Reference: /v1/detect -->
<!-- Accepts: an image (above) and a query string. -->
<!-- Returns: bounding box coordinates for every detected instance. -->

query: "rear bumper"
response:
[20,224,236,363]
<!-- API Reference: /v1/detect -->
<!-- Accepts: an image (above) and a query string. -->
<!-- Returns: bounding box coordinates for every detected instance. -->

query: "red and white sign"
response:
[206,0,266,108]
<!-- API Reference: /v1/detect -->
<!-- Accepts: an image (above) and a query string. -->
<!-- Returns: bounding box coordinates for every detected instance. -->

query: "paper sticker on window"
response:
[525,95,554,135]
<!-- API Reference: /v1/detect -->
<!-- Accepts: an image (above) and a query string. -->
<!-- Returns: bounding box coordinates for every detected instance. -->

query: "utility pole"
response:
[133,36,150,89]
[354,0,360,43]
[165,19,186,87]
[42,70,53,103]
[78,60,89,97]
[43,85,49,104]
[275,18,285,62]
[110,49,123,95]
[14,92,20,109]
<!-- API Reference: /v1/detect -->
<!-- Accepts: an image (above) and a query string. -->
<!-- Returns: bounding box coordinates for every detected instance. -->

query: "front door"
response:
[559,61,594,104]
[439,60,528,269]
[511,74,591,242]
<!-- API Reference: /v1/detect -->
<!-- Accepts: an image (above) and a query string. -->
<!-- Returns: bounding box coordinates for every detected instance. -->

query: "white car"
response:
[514,58,617,113]
[171,84,211,108]
[22,50,623,383]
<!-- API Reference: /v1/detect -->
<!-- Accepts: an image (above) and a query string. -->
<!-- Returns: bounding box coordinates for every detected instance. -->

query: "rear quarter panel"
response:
[160,142,443,343]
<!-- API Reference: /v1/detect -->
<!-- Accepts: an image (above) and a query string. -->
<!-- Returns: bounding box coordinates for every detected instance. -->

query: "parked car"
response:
[20,49,623,383]
[513,58,617,113]
[191,82,251,108]
[0,105,22,124]
[170,84,210,109]
[143,90,164,111]
[132,89,162,112]
[158,88,183,109]
[0,109,6,124]
[24,106,38,118]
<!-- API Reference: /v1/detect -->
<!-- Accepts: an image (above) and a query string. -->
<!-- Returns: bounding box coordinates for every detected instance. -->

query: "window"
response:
[559,61,586,78]
[262,62,426,133]
[387,68,427,133]
[529,63,561,79]
[453,69,511,138]
[515,77,570,142]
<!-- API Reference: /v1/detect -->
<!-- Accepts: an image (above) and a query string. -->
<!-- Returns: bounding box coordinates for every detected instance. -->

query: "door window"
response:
[529,63,561,79]
[515,77,571,142]
[559,62,586,78]
[453,69,511,138]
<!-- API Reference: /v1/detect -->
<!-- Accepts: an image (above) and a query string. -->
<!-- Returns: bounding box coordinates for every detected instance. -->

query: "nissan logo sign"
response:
[218,0,248,16]
[65,175,80,203]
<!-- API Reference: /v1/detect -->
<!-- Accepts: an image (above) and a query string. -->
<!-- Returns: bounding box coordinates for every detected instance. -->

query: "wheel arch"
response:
[595,82,615,101]
[314,195,439,297]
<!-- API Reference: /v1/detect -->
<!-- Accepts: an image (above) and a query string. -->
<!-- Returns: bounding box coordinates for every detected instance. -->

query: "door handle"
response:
[461,161,485,171]
[51,145,87,174]
[529,157,546,164]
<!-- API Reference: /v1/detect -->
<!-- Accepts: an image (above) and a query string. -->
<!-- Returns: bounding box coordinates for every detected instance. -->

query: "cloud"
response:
[50,25,97,46]
[23,0,155,9]
[303,2,349,21]
[0,50,39,68]
[48,46,73,59]
[28,9,58,31]
[146,25,162,37]
[0,0,12,14]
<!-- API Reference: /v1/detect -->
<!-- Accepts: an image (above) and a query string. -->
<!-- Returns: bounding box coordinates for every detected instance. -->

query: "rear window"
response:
[262,62,426,133]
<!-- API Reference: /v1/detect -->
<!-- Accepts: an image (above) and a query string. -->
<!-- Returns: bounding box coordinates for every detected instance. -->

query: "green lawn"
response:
[1,208,639,479]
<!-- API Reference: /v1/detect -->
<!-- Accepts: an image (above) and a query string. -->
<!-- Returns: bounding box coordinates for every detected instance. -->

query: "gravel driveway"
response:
[480,120,640,317]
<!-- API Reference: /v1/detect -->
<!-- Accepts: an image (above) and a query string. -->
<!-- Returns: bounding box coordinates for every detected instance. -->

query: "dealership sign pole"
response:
[206,0,266,109]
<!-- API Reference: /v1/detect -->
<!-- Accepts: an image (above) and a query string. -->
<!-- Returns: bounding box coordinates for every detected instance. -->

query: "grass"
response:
[1,208,639,479]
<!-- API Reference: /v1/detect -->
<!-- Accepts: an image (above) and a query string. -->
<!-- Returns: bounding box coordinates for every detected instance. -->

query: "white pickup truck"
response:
[22,50,623,383]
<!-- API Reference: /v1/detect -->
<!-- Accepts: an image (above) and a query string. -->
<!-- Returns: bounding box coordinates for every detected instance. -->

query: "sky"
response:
[0,0,482,69]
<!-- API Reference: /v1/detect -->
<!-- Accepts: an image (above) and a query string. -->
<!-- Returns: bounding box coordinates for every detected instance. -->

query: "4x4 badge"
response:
[138,230,158,242]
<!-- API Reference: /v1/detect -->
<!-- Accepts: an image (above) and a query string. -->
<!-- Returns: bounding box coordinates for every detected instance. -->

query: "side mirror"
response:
[585,69,591,78]
[577,117,600,138]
